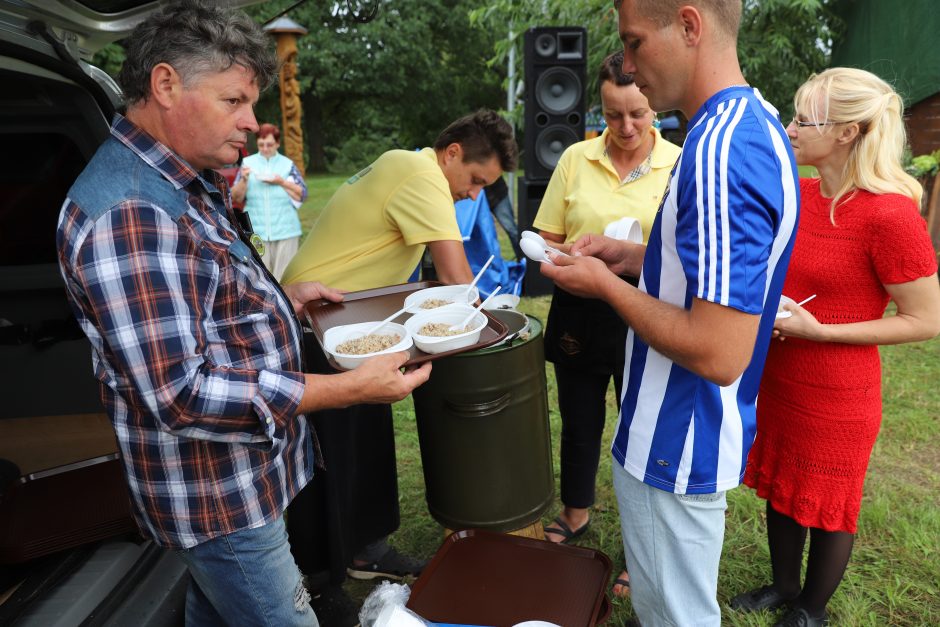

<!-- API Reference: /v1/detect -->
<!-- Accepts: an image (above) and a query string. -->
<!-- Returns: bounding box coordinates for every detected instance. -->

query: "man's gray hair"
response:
[118,0,278,106]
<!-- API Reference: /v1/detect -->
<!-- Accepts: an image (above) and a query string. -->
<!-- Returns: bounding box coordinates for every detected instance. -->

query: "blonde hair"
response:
[793,67,922,223]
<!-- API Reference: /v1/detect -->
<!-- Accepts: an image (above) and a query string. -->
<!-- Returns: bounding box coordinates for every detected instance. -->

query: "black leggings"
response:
[556,363,624,508]
[766,502,855,616]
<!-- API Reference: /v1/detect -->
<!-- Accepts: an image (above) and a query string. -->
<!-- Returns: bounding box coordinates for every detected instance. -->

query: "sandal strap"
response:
[544,516,575,538]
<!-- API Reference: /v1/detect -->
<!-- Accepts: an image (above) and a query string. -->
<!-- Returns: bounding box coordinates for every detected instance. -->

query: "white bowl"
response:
[323,321,412,369]
[775,295,795,319]
[403,305,487,354]
[403,285,479,313]
[484,293,521,310]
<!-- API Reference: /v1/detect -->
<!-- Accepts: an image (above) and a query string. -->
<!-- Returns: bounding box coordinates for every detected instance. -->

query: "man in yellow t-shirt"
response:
[284,111,517,618]
[282,110,517,291]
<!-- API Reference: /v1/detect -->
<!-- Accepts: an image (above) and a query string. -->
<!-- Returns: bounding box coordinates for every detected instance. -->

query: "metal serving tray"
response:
[302,281,508,371]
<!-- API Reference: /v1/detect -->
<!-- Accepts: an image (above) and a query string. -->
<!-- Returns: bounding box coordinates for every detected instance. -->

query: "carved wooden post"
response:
[264,18,308,176]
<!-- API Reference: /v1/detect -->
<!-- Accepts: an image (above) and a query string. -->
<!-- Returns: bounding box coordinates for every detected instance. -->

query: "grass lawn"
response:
[300,173,940,626]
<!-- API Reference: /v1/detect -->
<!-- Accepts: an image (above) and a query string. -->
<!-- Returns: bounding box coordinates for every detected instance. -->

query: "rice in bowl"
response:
[335,333,402,355]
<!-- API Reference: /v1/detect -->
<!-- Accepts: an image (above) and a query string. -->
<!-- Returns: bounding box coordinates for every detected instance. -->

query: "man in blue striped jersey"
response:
[541,1,799,624]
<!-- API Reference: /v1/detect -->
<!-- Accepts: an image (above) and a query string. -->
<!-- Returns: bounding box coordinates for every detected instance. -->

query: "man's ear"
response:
[149,62,181,109]
[677,6,703,46]
[444,142,463,165]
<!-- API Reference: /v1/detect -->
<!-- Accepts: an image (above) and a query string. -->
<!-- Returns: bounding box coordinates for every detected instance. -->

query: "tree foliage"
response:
[90,0,842,173]
[470,0,843,120]
[246,0,506,172]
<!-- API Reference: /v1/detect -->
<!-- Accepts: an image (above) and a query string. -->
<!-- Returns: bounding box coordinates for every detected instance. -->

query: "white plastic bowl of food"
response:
[403,305,487,354]
[403,285,479,313]
[776,295,796,319]
[484,293,521,310]
[323,321,412,369]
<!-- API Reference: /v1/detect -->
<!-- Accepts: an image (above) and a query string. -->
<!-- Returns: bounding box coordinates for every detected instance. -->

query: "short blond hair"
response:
[614,0,742,42]
[794,67,922,222]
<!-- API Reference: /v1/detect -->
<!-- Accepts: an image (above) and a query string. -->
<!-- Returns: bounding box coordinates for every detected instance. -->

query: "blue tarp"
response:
[453,192,526,299]
[408,191,526,296]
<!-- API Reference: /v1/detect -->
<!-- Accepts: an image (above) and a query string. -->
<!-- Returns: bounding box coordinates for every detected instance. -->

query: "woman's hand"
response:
[773,302,826,342]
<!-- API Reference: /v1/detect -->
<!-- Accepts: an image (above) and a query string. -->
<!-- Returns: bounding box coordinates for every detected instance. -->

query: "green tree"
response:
[249,0,506,173]
[470,0,843,120]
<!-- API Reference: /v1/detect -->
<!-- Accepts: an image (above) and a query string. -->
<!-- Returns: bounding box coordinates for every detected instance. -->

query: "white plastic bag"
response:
[359,581,430,627]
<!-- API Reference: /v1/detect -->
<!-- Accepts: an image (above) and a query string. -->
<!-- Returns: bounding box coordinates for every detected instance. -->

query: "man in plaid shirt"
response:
[55,2,431,625]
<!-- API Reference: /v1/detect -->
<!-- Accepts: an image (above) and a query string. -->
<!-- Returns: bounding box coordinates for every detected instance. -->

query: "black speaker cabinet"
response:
[524,26,587,182]
[518,177,554,296]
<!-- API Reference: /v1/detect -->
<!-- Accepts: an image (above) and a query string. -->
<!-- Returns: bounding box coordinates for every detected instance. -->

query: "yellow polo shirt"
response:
[281,148,462,290]
[532,127,681,244]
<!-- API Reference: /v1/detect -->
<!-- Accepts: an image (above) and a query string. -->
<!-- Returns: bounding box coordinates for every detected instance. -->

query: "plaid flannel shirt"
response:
[56,114,313,549]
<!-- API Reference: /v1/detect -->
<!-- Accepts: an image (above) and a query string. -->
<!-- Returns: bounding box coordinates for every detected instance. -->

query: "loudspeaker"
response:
[518,177,554,296]
[524,26,587,182]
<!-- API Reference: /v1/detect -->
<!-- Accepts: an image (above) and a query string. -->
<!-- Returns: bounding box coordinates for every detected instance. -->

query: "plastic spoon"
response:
[521,230,567,257]
[342,305,409,344]
[796,294,817,307]
[464,254,495,301]
[448,286,501,332]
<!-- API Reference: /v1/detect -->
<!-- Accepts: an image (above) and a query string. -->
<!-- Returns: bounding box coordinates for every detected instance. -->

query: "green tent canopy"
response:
[831,0,940,107]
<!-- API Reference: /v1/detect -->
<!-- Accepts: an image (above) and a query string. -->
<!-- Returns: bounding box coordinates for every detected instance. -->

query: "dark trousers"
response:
[286,334,400,589]
[556,363,624,508]
[544,283,632,509]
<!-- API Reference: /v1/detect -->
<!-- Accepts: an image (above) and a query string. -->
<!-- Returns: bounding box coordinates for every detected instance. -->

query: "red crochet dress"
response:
[743,178,937,533]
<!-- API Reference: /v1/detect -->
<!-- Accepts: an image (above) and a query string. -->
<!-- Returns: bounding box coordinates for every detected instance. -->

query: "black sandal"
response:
[543,516,590,544]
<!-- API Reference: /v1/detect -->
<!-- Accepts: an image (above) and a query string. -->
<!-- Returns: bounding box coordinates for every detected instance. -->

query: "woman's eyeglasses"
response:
[790,118,839,128]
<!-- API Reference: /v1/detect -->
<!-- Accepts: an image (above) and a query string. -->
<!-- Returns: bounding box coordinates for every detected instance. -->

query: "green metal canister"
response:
[412,315,553,532]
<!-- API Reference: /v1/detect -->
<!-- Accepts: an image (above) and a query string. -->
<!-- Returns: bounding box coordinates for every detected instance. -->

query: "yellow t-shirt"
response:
[281,148,462,290]
[532,127,681,244]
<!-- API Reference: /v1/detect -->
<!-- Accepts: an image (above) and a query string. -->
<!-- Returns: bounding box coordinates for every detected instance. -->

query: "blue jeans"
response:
[612,463,727,626]
[175,517,318,626]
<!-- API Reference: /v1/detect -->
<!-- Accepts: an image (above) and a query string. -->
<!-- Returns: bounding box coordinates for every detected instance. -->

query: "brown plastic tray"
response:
[406,529,612,626]
[303,281,508,371]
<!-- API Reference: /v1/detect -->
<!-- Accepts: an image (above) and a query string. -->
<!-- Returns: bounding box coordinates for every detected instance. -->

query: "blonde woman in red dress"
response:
[732,68,940,627]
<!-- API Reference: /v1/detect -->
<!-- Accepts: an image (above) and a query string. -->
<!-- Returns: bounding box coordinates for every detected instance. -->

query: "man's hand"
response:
[349,352,433,404]
[300,352,432,412]
[281,281,344,316]
[569,234,644,277]
[539,253,618,300]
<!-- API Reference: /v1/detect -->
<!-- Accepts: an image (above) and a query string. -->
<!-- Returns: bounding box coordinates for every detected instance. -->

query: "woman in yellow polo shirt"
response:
[534,51,681,597]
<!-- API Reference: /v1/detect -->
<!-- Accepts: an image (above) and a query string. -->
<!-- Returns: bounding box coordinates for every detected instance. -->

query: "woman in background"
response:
[231,123,307,280]
[733,68,940,627]
[533,51,681,598]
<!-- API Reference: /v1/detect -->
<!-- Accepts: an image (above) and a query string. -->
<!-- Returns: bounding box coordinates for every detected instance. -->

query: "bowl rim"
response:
[403,284,479,312]
[325,321,412,356]
[404,307,487,342]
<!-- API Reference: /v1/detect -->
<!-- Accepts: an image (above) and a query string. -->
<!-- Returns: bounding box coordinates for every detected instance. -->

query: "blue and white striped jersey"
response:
[613,86,799,494]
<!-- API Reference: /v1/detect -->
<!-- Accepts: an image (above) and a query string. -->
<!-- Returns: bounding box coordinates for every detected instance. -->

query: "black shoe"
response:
[308,585,360,627]
[346,546,427,581]
[774,607,829,626]
[730,584,794,612]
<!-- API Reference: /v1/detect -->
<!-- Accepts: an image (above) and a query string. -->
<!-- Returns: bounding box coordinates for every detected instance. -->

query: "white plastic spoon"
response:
[796,294,817,307]
[341,305,409,344]
[464,254,495,301]
[448,286,501,332]
[520,231,568,265]
[521,230,567,256]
